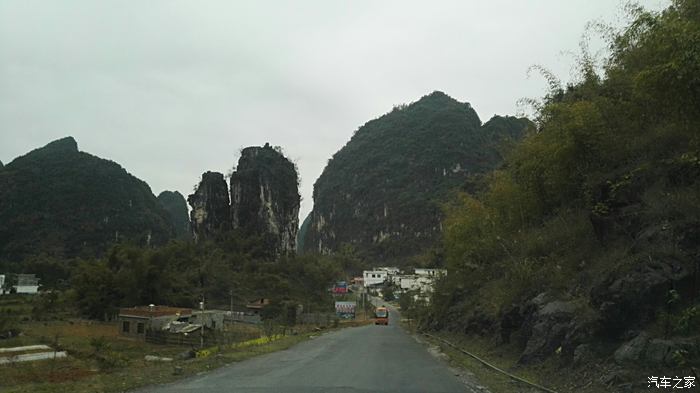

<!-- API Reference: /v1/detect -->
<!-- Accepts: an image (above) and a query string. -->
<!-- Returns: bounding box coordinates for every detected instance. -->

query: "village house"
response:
[0,273,40,295]
[363,270,389,287]
[118,305,192,338]
[15,274,40,294]
[118,304,229,339]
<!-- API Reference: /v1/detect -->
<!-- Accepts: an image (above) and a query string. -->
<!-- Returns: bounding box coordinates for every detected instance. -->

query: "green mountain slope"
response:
[302,91,530,263]
[157,190,191,239]
[0,137,175,261]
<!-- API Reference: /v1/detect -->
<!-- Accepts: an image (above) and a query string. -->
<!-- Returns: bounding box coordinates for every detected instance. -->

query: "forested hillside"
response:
[303,92,530,264]
[0,137,174,264]
[408,0,700,381]
[157,190,191,239]
[72,237,342,319]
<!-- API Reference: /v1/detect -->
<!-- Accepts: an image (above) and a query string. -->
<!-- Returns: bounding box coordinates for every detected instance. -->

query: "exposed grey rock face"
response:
[187,144,300,257]
[591,259,691,336]
[188,171,230,240]
[230,145,300,256]
[614,333,696,366]
[519,298,581,364]
[572,344,594,367]
[508,293,596,365]
[614,332,650,364]
[644,338,695,365]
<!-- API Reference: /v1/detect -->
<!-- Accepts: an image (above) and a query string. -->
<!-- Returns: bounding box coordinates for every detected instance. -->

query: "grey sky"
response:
[1,0,668,222]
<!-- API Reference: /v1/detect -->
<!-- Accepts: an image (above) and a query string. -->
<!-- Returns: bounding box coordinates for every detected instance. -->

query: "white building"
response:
[363,270,389,287]
[0,275,5,295]
[14,274,39,294]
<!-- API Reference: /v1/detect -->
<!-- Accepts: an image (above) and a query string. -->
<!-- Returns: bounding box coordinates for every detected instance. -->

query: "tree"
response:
[72,259,119,320]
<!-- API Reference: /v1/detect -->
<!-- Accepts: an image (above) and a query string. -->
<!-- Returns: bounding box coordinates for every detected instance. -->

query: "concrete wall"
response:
[14,285,39,294]
[225,312,261,325]
[118,316,148,337]
[189,311,225,331]
[414,268,446,277]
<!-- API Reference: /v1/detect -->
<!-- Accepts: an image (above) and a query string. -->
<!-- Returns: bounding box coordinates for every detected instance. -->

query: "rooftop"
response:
[246,298,270,309]
[119,305,192,318]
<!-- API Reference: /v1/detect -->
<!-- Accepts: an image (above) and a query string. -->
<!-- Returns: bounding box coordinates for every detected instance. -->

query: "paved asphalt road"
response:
[135,306,474,393]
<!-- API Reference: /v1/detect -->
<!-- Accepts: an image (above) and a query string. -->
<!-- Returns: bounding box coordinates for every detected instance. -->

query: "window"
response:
[122,321,130,333]
[137,322,144,334]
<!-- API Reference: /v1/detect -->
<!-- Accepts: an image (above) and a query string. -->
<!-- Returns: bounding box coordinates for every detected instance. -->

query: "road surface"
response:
[136,306,480,393]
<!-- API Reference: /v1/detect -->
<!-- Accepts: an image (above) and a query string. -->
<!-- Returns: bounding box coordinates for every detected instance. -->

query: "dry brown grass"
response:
[0,319,351,393]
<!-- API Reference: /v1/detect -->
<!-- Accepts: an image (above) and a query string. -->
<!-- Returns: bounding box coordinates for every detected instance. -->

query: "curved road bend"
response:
[135,306,476,393]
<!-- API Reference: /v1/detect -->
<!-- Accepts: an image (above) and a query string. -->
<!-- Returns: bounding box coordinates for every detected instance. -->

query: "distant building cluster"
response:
[355,267,447,300]
[0,273,40,295]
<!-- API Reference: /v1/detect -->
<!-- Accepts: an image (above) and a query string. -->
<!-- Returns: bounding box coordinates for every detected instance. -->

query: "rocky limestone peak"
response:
[187,145,300,257]
[43,136,79,153]
[416,90,455,104]
[7,136,80,167]
[302,91,530,262]
[188,171,231,240]
[230,144,300,256]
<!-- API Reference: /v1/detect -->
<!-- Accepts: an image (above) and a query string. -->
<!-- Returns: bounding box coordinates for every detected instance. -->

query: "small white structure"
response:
[0,345,67,365]
[399,275,435,292]
[415,268,447,278]
[363,270,389,287]
[399,275,419,291]
[14,274,39,294]
[0,275,5,295]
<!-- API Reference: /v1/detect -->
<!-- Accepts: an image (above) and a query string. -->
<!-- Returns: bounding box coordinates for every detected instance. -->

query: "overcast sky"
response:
[0,0,668,222]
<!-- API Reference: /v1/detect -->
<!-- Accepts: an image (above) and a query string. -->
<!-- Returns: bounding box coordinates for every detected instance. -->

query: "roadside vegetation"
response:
[1,232,345,321]
[400,1,700,391]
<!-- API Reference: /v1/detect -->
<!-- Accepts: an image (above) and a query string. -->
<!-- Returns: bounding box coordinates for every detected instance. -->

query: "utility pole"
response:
[230,289,233,314]
[199,297,205,349]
